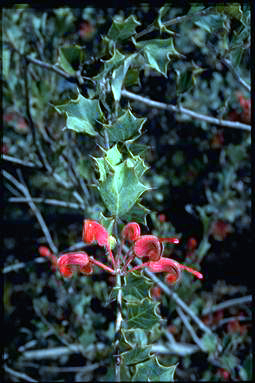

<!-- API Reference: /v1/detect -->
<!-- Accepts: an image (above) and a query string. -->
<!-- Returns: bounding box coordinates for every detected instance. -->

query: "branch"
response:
[176,307,206,352]
[3,154,43,169]
[202,295,252,316]
[221,58,251,93]
[114,272,123,382]
[9,197,82,210]
[3,170,58,254]
[121,90,251,131]
[4,364,38,383]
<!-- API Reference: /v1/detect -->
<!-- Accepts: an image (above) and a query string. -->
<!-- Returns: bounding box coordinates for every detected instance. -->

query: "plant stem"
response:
[114,272,123,382]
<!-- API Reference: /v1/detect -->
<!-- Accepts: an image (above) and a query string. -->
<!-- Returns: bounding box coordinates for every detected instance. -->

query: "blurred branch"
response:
[121,90,251,131]
[202,295,252,316]
[3,170,58,254]
[221,58,250,93]
[22,343,106,360]
[9,197,82,210]
[212,315,251,331]
[4,364,38,383]
[3,154,43,169]
[3,257,46,274]
[176,306,206,352]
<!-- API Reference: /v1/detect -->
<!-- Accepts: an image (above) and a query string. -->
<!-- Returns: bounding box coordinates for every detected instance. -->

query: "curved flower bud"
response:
[38,246,52,257]
[83,220,110,248]
[121,222,141,242]
[128,257,203,281]
[133,235,163,261]
[57,252,93,278]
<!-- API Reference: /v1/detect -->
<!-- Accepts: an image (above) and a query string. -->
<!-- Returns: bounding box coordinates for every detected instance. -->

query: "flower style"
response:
[121,222,141,242]
[57,252,94,278]
[133,235,179,261]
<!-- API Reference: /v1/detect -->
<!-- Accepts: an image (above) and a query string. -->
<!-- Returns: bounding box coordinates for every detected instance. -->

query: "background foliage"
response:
[3,4,252,382]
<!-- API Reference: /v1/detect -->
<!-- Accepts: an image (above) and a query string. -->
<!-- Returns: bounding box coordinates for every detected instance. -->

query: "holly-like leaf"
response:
[54,93,103,135]
[176,63,205,95]
[133,37,180,77]
[122,272,153,304]
[107,14,141,41]
[93,48,125,81]
[98,159,150,218]
[103,144,123,166]
[99,213,115,235]
[112,54,137,101]
[121,346,152,366]
[122,328,148,348]
[105,109,147,146]
[126,298,161,330]
[121,202,150,226]
[57,46,83,75]
[157,6,175,35]
[133,356,177,382]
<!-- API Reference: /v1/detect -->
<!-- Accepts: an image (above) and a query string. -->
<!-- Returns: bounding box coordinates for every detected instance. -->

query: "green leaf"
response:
[201,333,218,354]
[112,54,137,101]
[126,298,160,330]
[107,14,141,41]
[122,272,153,304]
[121,203,150,226]
[215,4,243,20]
[194,14,225,33]
[93,48,125,81]
[98,159,150,218]
[176,63,205,95]
[54,92,103,135]
[133,356,177,381]
[157,6,175,35]
[98,213,115,235]
[133,37,180,77]
[121,346,152,366]
[105,109,147,146]
[122,328,148,348]
[57,46,83,75]
[124,68,141,88]
[104,144,123,166]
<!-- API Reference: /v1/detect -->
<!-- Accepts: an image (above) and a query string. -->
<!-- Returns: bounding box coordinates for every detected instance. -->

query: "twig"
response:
[9,197,82,210]
[4,364,38,383]
[211,315,250,331]
[121,90,251,131]
[176,307,206,352]
[135,7,214,39]
[3,154,43,169]
[222,58,251,93]
[3,170,58,254]
[3,257,46,274]
[202,295,252,316]
[22,343,106,360]
[3,41,78,83]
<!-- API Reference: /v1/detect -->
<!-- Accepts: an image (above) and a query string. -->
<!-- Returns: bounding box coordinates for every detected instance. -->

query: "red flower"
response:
[83,220,110,248]
[158,214,166,222]
[187,237,197,251]
[121,222,141,242]
[134,235,179,261]
[129,257,203,284]
[57,252,94,278]
[150,286,162,299]
[210,220,232,241]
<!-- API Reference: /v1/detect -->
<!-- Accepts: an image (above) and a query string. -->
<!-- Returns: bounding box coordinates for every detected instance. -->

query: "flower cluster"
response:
[46,220,203,284]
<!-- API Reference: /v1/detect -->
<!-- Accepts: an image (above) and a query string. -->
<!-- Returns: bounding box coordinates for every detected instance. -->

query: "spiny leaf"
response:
[121,346,152,366]
[104,109,147,146]
[93,48,125,80]
[122,328,148,348]
[112,54,137,101]
[107,14,141,41]
[132,356,177,382]
[57,45,83,75]
[98,213,115,235]
[133,37,180,77]
[126,298,161,330]
[121,202,150,226]
[98,160,150,218]
[157,6,175,35]
[54,92,103,135]
[122,272,153,304]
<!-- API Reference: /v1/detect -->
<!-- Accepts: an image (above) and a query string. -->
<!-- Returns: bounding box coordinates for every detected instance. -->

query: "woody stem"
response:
[114,271,123,382]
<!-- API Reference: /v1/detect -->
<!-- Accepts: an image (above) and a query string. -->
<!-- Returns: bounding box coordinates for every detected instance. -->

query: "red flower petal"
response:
[39,246,52,257]
[134,235,162,261]
[83,220,110,248]
[57,252,93,278]
[121,222,141,242]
